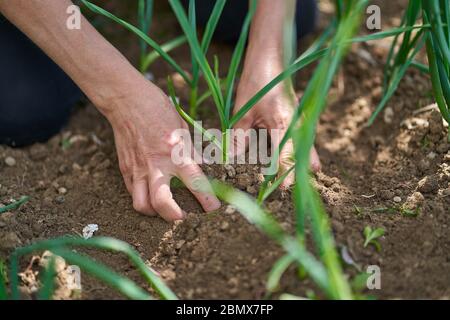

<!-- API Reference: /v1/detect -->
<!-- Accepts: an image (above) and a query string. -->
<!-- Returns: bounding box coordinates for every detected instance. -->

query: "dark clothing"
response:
[183,0,318,43]
[0,15,81,147]
[0,1,317,147]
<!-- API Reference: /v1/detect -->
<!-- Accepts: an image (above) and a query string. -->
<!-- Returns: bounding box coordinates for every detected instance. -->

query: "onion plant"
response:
[0,236,177,300]
[213,0,369,300]
[369,0,450,141]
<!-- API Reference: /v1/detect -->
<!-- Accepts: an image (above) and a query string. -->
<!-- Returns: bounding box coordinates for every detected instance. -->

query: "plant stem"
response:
[189,85,198,119]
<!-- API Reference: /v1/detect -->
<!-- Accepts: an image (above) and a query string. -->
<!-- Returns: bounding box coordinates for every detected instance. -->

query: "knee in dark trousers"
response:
[182,0,318,43]
[0,16,81,147]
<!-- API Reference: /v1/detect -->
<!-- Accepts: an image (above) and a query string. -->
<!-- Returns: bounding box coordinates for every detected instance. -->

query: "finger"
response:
[149,174,186,222]
[176,161,221,212]
[230,116,254,158]
[278,139,295,190]
[310,147,322,173]
[269,128,295,190]
[132,178,156,216]
[123,175,133,194]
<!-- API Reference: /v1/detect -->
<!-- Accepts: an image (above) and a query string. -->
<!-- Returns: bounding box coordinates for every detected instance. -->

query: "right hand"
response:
[101,79,221,221]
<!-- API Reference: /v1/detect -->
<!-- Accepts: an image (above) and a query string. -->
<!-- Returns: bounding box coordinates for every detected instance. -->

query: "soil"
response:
[1,0,449,300]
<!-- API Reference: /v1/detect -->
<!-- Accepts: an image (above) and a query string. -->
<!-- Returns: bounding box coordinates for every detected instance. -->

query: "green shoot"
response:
[363,226,385,251]
[266,254,295,293]
[8,236,177,300]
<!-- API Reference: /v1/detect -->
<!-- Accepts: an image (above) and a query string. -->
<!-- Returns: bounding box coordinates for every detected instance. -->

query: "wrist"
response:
[91,72,152,119]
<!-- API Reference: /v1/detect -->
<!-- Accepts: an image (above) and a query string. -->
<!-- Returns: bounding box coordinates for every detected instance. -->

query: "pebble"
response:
[427,152,437,160]
[224,164,236,178]
[58,187,68,195]
[54,195,65,204]
[4,156,16,167]
[58,164,69,175]
[224,205,236,214]
[379,189,392,200]
[393,196,402,203]
[29,144,48,161]
[220,221,230,231]
[417,175,440,194]
[444,152,450,162]
[236,173,252,189]
[404,192,425,210]
[383,107,394,124]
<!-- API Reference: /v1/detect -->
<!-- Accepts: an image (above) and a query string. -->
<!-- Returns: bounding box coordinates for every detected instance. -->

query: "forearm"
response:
[240,0,296,91]
[0,0,145,115]
[246,0,296,67]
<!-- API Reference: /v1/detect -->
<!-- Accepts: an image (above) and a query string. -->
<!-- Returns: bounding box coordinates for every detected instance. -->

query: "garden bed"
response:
[0,0,449,299]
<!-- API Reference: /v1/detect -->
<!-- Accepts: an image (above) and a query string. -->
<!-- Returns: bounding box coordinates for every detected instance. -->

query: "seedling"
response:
[1,236,177,300]
[363,226,385,251]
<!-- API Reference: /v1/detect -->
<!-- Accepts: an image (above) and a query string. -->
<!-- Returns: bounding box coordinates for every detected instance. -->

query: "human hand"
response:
[101,79,221,221]
[233,63,321,189]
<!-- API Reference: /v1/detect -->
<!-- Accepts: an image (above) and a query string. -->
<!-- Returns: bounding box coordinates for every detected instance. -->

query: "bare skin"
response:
[0,0,320,220]
[233,0,321,188]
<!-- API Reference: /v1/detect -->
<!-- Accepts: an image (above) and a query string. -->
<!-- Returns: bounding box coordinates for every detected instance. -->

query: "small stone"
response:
[418,159,431,174]
[224,164,236,178]
[379,189,392,200]
[417,175,439,194]
[54,195,65,204]
[58,164,69,175]
[29,144,48,161]
[4,156,16,167]
[383,107,394,124]
[236,173,252,189]
[393,196,402,203]
[36,181,46,191]
[224,205,236,214]
[58,187,68,195]
[72,163,82,171]
[404,192,425,210]
[427,152,437,160]
[444,152,450,162]
[220,221,230,231]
